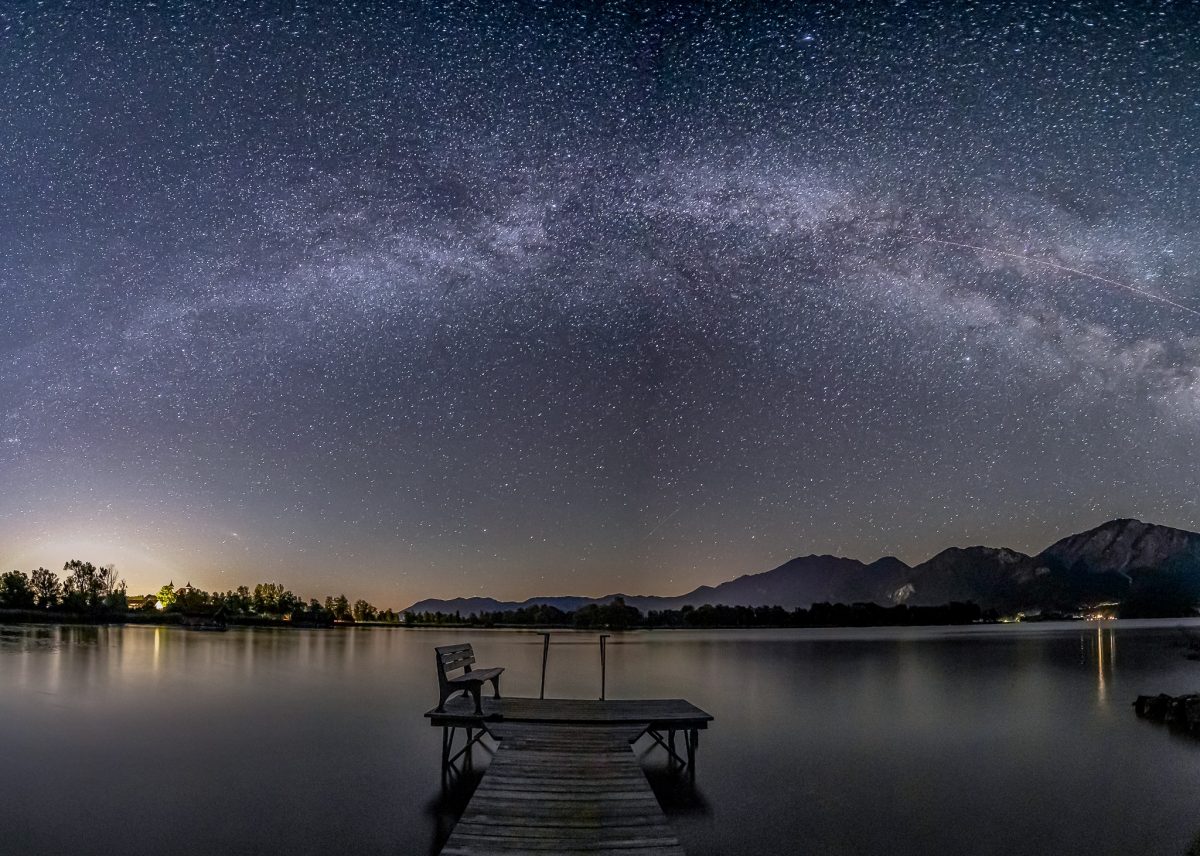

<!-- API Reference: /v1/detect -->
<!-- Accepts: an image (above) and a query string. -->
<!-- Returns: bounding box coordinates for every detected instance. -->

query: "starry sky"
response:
[2,0,1199,607]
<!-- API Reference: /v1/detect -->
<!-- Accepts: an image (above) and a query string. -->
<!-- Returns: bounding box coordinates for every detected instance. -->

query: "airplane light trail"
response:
[916,236,1200,318]
[642,506,683,542]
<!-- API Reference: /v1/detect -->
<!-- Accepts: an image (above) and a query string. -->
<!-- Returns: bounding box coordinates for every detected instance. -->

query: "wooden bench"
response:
[435,643,504,715]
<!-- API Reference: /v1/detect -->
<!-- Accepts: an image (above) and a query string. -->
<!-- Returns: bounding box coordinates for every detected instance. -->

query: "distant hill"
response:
[897,546,1033,610]
[1037,518,1200,575]
[1034,519,1200,617]
[405,556,911,615]
[403,595,603,616]
[403,518,1200,617]
[663,554,911,610]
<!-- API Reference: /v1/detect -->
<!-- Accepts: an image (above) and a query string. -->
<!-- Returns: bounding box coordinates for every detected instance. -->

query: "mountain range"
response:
[404,518,1200,618]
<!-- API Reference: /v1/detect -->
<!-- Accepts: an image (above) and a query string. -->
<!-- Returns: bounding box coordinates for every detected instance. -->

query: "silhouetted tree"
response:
[30,568,61,609]
[329,594,351,621]
[277,589,299,617]
[253,582,281,613]
[289,598,335,627]
[573,597,641,629]
[62,560,102,610]
[60,561,125,612]
[247,582,297,616]
[222,586,251,614]
[352,599,377,621]
[104,579,128,611]
[0,571,36,609]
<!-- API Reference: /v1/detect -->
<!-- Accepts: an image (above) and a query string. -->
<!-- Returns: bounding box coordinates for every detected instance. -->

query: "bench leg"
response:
[468,683,483,716]
[441,726,453,781]
[490,674,501,699]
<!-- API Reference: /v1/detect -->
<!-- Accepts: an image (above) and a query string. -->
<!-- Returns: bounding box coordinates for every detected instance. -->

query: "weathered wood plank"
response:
[441,724,686,856]
[453,817,669,832]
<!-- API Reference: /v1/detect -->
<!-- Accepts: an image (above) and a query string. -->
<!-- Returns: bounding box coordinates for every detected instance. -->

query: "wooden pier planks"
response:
[440,726,686,856]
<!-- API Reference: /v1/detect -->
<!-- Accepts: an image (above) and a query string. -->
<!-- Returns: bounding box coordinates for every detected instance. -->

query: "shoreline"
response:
[5,609,1198,633]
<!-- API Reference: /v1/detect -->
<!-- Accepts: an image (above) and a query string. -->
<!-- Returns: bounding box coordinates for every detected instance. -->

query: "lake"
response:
[2,620,1200,855]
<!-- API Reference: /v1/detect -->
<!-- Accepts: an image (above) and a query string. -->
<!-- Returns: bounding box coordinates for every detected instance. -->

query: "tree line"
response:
[150,580,401,624]
[0,561,400,625]
[0,561,126,612]
[404,597,988,628]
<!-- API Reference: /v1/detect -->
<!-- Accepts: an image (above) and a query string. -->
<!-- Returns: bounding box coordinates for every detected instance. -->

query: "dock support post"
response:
[645,727,690,768]
[440,723,493,786]
[599,634,610,700]
[441,726,454,789]
[538,632,550,700]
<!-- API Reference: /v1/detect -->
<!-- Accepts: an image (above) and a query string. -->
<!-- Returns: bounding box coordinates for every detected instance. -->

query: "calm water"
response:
[3,621,1200,855]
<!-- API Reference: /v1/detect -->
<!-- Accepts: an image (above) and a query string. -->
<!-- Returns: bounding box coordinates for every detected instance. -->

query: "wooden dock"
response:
[429,696,712,729]
[428,697,712,856]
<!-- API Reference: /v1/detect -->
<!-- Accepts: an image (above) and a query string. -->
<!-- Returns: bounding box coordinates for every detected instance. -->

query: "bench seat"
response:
[448,666,503,686]
[436,644,504,715]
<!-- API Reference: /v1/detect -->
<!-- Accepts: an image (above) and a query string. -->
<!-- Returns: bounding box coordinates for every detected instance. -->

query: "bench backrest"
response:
[435,643,475,687]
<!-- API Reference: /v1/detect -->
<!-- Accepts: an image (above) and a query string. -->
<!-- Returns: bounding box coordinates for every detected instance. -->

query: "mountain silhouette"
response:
[405,518,1200,617]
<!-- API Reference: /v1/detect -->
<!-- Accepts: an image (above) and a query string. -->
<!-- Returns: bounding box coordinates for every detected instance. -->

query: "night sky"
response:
[2,1,1199,606]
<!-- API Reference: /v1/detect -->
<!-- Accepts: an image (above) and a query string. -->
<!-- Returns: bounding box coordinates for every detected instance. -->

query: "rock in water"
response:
[1133,693,1200,733]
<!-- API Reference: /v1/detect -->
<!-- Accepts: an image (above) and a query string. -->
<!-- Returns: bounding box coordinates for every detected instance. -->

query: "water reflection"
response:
[1085,623,1117,703]
[642,762,711,815]
[425,765,486,855]
[1,621,1200,855]
[0,623,60,654]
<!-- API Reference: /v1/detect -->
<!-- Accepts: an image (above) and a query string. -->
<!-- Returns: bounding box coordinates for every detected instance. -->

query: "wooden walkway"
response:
[440,726,685,856]
[428,697,712,856]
